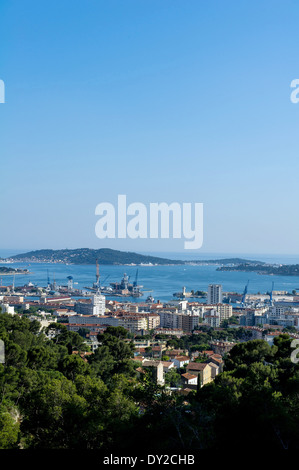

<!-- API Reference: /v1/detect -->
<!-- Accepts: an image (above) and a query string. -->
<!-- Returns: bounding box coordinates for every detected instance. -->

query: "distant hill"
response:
[5,248,183,265]
[3,248,265,267]
[217,263,299,276]
[190,258,265,265]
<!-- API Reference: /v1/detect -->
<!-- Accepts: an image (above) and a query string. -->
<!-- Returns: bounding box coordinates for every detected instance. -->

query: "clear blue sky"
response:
[1,0,299,255]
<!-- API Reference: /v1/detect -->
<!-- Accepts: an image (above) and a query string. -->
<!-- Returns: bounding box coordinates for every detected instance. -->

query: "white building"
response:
[208,284,222,305]
[0,303,15,315]
[69,314,119,327]
[203,309,220,328]
[216,303,232,321]
[158,310,180,329]
[172,355,190,368]
[181,372,198,386]
[158,310,200,333]
[118,315,148,333]
[75,293,106,316]
[91,293,106,315]
[166,300,188,311]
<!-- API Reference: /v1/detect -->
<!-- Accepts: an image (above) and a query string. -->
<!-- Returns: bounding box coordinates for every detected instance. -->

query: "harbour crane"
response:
[92,259,101,292]
[242,280,249,306]
[12,274,15,294]
[133,269,139,288]
[269,281,274,306]
[53,272,57,291]
[96,259,100,288]
[102,275,110,285]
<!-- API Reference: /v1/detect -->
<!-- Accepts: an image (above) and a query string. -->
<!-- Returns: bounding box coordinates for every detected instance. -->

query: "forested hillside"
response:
[0,312,299,451]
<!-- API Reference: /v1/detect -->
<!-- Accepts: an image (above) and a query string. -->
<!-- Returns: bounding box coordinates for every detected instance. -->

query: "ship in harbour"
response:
[84,260,144,297]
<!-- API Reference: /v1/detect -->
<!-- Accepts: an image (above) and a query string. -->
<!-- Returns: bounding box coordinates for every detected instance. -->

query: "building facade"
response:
[208,284,222,305]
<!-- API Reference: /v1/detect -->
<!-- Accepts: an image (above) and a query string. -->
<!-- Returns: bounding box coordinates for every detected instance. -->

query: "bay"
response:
[1,250,299,303]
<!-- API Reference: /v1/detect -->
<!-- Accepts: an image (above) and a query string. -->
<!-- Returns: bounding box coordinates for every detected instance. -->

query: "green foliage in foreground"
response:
[0,313,299,451]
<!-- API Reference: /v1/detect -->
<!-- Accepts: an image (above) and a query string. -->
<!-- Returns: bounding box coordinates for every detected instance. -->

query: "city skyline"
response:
[1,1,299,457]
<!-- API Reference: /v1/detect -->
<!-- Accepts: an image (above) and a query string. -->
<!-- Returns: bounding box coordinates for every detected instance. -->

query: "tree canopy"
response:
[0,313,299,451]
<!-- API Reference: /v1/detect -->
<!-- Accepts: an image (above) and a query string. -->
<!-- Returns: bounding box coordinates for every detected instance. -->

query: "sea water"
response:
[1,250,299,303]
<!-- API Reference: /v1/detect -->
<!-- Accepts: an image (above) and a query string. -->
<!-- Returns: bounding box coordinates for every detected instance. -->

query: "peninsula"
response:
[0,266,30,275]
[2,248,265,266]
[217,263,299,276]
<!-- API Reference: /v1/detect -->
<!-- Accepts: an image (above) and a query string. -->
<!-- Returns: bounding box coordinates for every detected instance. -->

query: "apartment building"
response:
[216,303,233,321]
[118,315,148,333]
[186,362,213,387]
[203,309,220,328]
[158,310,200,332]
[75,293,106,316]
[208,284,222,305]
[69,314,119,327]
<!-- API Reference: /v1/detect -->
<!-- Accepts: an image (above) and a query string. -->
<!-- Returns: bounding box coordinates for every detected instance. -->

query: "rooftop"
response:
[187,362,209,371]
[181,372,197,380]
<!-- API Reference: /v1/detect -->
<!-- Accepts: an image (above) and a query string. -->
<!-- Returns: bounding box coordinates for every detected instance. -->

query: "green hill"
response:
[6,248,183,265]
[5,248,265,267]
